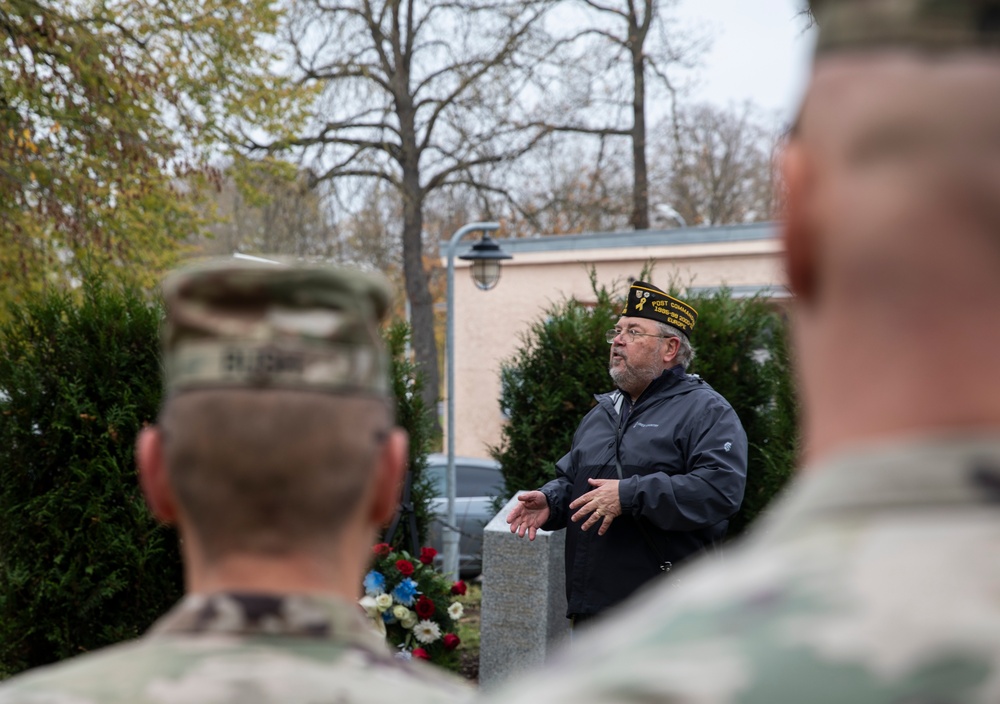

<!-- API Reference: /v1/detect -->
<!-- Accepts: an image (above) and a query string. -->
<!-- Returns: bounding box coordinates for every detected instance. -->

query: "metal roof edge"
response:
[480,221,779,255]
[686,283,791,299]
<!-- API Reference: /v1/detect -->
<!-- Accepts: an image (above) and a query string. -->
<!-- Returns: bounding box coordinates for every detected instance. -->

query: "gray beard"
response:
[609,360,657,399]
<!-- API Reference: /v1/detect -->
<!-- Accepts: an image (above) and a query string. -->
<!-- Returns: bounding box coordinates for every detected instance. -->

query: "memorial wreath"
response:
[360,543,467,668]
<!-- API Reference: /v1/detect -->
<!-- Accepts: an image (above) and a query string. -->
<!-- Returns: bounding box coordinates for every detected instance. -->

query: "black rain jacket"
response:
[539,366,748,618]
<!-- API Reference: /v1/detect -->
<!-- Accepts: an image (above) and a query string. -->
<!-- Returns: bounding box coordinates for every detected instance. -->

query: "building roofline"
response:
[459,221,779,255]
[687,283,791,299]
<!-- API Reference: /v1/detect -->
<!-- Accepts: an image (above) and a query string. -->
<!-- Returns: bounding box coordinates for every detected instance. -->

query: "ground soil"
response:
[457,599,480,682]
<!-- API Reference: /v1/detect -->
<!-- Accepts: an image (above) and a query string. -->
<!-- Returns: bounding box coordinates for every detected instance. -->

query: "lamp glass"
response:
[471,259,501,290]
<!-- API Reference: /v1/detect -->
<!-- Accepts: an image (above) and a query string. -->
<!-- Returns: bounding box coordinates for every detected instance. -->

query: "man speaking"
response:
[507,280,748,626]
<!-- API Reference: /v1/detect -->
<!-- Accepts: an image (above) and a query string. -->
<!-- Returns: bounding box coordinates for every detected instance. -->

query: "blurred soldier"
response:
[0,261,469,703]
[490,0,1000,701]
[507,281,748,626]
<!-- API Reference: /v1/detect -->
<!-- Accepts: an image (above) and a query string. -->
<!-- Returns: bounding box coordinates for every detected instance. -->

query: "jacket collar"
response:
[601,364,693,414]
[636,364,687,403]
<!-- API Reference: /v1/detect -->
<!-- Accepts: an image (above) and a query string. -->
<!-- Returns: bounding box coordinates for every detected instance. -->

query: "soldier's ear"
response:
[781,140,818,302]
[137,426,179,524]
[370,428,409,526]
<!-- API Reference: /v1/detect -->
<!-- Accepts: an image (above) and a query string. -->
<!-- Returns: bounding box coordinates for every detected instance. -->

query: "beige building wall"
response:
[445,223,785,460]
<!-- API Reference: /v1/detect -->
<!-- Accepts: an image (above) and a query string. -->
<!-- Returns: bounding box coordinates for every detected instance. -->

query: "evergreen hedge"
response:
[383,321,435,551]
[490,271,798,536]
[683,289,798,535]
[732,314,797,535]
[0,277,434,677]
[0,278,181,677]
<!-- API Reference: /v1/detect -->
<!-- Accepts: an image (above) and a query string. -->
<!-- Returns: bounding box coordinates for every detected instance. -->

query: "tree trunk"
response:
[629,17,649,231]
[392,0,441,436]
[400,177,440,433]
[396,56,441,433]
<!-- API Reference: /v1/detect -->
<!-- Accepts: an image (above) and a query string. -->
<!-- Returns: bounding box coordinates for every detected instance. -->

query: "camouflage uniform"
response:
[490,437,1000,703]
[0,593,471,703]
[0,260,471,702]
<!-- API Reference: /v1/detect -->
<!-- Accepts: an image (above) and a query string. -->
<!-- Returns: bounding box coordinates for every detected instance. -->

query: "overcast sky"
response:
[672,0,816,123]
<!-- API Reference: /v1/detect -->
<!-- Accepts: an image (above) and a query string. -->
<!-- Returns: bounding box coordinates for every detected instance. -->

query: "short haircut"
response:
[159,389,392,560]
[655,322,696,370]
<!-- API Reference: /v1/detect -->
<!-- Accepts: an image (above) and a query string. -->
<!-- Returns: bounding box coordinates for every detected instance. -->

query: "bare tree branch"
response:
[535,0,701,230]
[271,0,552,423]
[579,0,628,19]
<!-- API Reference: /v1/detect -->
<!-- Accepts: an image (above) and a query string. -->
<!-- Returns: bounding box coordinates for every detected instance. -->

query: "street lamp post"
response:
[443,221,510,581]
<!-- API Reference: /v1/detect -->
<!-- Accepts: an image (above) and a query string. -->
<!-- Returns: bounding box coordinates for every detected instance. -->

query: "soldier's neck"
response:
[796,305,1000,467]
[181,534,367,601]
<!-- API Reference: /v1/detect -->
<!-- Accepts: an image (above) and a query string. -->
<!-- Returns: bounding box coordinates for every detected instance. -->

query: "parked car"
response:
[424,453,503,578]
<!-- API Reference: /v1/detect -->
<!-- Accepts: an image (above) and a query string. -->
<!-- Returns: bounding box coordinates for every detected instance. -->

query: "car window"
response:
[425,465,446,495]
[457,465,502,498]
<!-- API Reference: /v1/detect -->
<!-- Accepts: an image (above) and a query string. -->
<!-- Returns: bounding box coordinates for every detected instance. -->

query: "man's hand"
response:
[507,491,550,541]
[569,478,621,535]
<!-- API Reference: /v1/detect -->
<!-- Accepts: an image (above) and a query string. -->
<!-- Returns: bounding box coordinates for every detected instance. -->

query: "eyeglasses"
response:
[605,328,676,344]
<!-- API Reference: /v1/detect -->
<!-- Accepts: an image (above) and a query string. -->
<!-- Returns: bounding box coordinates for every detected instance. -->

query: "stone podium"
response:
[478,492,570,689]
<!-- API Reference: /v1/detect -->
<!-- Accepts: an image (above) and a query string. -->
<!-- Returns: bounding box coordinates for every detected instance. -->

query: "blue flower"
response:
[363,570,386,595]
[382,610,397,624]
[391,577,419,606]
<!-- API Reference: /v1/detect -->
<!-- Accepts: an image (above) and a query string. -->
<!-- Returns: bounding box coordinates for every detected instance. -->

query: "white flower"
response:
[413,619,442,644]
[375,593,393,612]
[401,612,418,629]
[359,596,379,618]
[392,605,411,621]
[448,601,464,620]
[372,614,387,638]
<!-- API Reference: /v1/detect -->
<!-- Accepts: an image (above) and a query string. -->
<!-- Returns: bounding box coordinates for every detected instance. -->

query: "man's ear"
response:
[661,335,681,365]
[370,428,409,526]
[137,426,179,524]
[781,140,817,302]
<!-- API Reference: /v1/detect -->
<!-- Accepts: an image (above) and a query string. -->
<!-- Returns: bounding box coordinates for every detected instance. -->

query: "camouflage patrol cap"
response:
[811,0,1000,54]
[161,259,392,396]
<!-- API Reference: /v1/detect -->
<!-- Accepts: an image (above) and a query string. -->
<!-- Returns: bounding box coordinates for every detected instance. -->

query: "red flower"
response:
[373,543,391,557]
[419,546,437,565]
[395,559,414,576]
[415,595,435,619]
[412,648,430,660]
[450,580,467,596]
[442,633,460,651]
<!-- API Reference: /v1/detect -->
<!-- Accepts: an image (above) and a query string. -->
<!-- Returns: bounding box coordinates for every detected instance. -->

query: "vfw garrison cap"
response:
[810,0,1000,55]
[161,259,392,396]
[620,281,698,338]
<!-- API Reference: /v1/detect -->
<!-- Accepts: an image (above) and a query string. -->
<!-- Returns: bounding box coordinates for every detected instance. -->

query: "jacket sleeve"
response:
[618,399,748,531]
[538,451,575,530]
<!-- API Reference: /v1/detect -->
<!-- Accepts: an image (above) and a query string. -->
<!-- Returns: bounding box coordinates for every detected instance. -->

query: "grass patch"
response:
[455,582,482,682]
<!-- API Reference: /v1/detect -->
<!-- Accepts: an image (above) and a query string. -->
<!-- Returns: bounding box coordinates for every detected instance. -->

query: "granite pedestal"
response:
[478,492,570,689]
